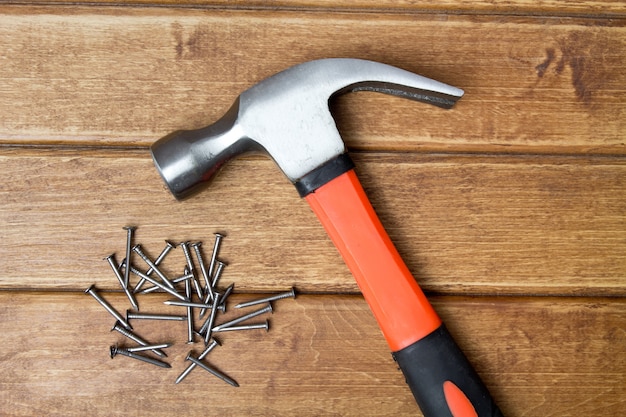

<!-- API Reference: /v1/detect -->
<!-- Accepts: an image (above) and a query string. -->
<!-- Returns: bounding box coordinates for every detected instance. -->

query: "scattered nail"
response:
[110,344,171,368]
[127,310,187,322]
[235,287,296,309]
[213,320,270,333]
[85,285,132,330]
[93,227,295,388]
[213,303,273,331]
[185,353,239,387]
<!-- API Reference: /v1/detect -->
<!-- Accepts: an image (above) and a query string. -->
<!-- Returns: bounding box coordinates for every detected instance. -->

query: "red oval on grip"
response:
[443,381,478,417]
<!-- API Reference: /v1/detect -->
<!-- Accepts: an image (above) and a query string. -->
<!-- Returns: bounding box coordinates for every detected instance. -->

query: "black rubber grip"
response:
[392,325,503,417]
[294,153,355,197]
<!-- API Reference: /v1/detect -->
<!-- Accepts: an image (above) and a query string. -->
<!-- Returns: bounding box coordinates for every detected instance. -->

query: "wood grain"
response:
[0,292,624,416]
[0,6,624,154]
[7,0,625,18]
[1,148,624,296]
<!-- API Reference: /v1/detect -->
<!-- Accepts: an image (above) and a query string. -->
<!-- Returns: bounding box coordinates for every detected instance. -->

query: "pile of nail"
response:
[86,226,296,387]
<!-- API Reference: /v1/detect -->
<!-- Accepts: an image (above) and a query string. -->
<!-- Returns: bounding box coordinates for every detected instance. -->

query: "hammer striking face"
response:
[151,58,503,417]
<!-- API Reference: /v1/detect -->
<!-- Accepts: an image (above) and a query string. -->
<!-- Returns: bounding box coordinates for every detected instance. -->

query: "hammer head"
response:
[151,58,463,199]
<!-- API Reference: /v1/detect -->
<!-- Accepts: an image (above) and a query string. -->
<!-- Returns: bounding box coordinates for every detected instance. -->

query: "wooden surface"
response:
[0,1,624,416]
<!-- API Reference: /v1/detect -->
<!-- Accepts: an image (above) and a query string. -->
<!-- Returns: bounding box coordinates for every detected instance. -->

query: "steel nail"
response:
[218,283,235,310]
[208,233,224,283]
[185,274,194,344]
[127,310,187,322]
[213,303,273,331]
[203,293,221,344]
[211,260,226,289]
[132,244,176,290]
[179,241,195,272]
[213,320,270,333]
[200,261,225,318]
[124,343,172,353]
[130,266,189,302]
[180,241,203,300]
[134,240,176,293]
[110,321,167,357]
[85,285,132,330]
[146,240,177,276]
[164,300,224,310]
[139,272,193,294]
[110,345,171,368]
[235,287,296,309]
[122,226,136,288]
[191,241,214,301]
[175,339,220,384]
[185,354,239,387]
[198,293,221,335]
[104,254,140,311]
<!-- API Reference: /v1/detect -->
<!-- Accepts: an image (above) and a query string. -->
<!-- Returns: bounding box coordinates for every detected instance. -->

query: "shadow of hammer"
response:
[151,58,503,417]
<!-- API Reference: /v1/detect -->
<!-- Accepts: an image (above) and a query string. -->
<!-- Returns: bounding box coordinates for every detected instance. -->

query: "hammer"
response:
[151,58,503,417]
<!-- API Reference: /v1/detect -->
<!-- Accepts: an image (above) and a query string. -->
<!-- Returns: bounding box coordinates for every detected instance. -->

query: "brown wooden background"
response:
[1,1,624,416]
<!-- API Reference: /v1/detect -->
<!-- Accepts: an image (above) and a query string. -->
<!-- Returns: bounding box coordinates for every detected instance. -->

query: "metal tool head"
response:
[151,58,463,200]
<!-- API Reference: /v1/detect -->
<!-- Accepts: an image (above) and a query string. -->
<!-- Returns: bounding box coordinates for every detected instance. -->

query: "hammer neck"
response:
[294,154,356,197]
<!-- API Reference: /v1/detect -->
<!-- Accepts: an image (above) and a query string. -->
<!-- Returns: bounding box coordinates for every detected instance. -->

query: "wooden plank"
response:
[0,291,624,416]
[1,5,622,417]
[6,0,625,18]
[0,6,624,154]
[1,148,624,296]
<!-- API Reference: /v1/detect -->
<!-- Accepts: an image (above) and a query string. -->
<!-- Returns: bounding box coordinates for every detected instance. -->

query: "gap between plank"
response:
[2,1,624,20]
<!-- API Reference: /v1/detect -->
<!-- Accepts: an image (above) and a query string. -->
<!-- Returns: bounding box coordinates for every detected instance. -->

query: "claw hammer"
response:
[151,58,503,417]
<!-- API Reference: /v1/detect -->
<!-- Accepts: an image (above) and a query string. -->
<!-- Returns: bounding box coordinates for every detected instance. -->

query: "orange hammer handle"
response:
[305,169,441,351]
[305,168,503,417]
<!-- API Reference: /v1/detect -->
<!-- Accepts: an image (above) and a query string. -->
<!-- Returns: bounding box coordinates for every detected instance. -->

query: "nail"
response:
[199,293,222,335]
[202,293,220,345]
[191,241,214,301]
[218,283,235,310]
[129,266,189,302]
[139,272,193,294]
[127,310,187,322]
[164,300,224,310]
[104,254,140,311]
[200,261,226,318]
[124,343,172,353]
[213,303,272,331]
[175,339,220,384]
[180,241,203,300]
[185,354,238,387]
[211,260,226,289]
[85,285,132,330]
[145,240,177,276]
[185,275,194,344]
[213,320,270,333]
[134,240,176,293]
[235,288,296,309]
[122,226,136,288]
[110,345,170,368]
[208,233,224,283]
[132,244,176,290]
[110,321,167,357]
